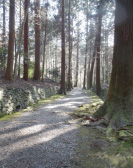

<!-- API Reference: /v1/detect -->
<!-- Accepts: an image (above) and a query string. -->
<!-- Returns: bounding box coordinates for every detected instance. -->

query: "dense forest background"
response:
[0,0,115,96]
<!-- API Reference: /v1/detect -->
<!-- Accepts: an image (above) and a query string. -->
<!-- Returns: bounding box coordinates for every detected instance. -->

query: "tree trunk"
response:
[83,1,89,89]
[87,41,91,89]
[18,0,22,78]
[94,0,133,130]
[23,0,29,81]
[41,1,48,82]
[33,0,40,80]
[74,16,79,88]
[67,0,72,91]
[88,36,97,89]
[2,0,6,69]
[5,0,15,81]
[67,0,73,91]
[2,0,6,48]
[96,0,103,95]
[105,30,109,84]
[14,0,29,78]
[55,40,58,82]
[59,0,66,94]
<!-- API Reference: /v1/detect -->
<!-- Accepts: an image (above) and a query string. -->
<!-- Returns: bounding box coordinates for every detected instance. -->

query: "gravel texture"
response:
[0,88,91,168]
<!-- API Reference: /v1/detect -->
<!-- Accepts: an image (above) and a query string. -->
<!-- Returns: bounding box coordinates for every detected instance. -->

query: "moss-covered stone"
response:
[0,93,64,121]
[0,86,59,116]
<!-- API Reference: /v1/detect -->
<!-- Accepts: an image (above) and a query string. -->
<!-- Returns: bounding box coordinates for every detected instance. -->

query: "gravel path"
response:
[0,88,91,168]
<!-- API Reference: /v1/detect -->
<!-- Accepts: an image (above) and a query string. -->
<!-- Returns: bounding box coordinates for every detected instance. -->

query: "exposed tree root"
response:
[90,100,133,140]
[93,100,133,126]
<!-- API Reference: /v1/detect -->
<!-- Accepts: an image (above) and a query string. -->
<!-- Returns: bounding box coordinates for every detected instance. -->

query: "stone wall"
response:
[0,86,59,114]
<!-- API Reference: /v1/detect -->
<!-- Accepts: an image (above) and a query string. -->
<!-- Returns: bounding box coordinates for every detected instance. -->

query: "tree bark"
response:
[105,29,109,84]
[94,0,133,129]
[83,1,89,89]
[59,0,66,94]
[14,0,29,78]
[96,0,103,95]
[2,0,6,70]
[33,0,40,80]
[41,1,48,82]
[67,0,72,91]
[2,0,6,48]
[18,0,22,78]
[5,0,15,80]
[23,0,29,81]
[88,45,96,89]
[74,18,79,87]
[55,40,58,82]
[87,41,91,89]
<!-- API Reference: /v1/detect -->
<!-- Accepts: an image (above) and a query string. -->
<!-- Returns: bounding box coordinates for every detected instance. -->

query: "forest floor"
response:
[0,88,133,168]
[71,91,133,168]
[0,77,59,89]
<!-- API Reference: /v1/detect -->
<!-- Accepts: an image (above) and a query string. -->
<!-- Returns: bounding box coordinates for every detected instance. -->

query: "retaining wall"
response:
[0,86,59,114]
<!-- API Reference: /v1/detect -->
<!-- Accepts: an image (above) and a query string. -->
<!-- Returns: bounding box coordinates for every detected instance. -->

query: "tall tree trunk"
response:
[55,39,58,82]
[94,0,133,130]
[59,0,66,94]
[2,0,6,69]
[2,0,6,48]
[23,0,29,81]
[88,40,96,89]
[96,0,103,95]
[33,0,40,80]
[87,41,91,89]
[18,0,22,78]
[105,30,109,84]
[46,58,48,77]
[41,1,48,82]
[14,0,29,78]
[5,0,15,80]
[83,1,89,89]
[67,0,72,91]
[101,52,105,84]
[74,18,79,87]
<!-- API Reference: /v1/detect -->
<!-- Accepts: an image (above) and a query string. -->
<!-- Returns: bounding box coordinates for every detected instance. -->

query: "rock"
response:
[7,107,14,113]
[5,103,10,107]
[2,108,7,113]
[0,86,59,114]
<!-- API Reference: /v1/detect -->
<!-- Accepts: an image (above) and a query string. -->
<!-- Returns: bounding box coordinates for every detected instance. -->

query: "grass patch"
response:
[0,94,65,121]
[0,111,22,121]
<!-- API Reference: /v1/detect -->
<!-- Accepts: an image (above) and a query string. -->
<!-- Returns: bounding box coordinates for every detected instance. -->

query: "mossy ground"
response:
[0,94,65,121]
[72,90,133,168]
[72,126,133,168]
[72,90,104,120]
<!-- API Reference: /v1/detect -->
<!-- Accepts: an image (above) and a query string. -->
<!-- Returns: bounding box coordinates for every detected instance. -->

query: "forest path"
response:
[0,88,91,168]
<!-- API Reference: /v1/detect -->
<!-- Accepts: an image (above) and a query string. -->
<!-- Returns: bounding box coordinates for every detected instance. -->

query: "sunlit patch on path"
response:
[0,88,91,168]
